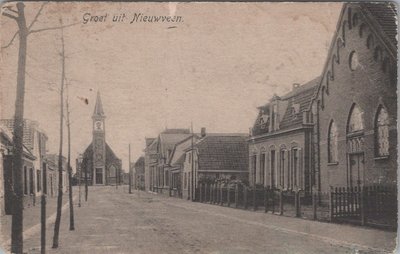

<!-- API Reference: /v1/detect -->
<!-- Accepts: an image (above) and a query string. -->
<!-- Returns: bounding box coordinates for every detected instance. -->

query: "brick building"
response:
[0,120,48,214]
[1,125,36,214]
[81,92,122,186]
[311,3,397,192]
[144,138,157,191]
[183,131,249,200]
[248,79,319,194]
[165,134,200,198]
[146,129,192,193]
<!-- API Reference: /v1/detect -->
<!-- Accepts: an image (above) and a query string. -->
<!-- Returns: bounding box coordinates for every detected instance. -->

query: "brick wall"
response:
[314,4,397,192]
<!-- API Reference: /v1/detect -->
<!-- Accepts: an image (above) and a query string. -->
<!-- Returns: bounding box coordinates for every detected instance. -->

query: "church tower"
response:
[92,91,106,185]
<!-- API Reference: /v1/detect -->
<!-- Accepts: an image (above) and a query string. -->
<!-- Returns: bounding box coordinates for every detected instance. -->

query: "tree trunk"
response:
[11,3,27,253]
[52,19,65,249]
[66,95,74,230]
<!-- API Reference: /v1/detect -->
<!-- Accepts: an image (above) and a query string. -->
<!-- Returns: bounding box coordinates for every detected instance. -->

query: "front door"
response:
[349,153,364,188]
[96,168,103,184]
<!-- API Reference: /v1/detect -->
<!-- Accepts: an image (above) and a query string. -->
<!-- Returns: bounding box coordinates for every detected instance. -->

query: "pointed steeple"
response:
[93,91,105,117]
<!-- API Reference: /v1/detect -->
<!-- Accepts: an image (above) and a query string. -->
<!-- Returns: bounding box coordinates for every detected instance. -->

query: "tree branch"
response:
[28,22,80,35]
[2,12,18,21]
[3,6,18,14]
[27,2,46,30]
[1,31,18,49]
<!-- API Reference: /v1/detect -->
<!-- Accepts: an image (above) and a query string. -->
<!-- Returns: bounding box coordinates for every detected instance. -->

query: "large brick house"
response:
[248,79,319,195]
[311,3,397,192]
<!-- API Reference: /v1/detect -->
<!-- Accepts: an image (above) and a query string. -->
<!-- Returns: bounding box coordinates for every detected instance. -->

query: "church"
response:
[81,92,122,185]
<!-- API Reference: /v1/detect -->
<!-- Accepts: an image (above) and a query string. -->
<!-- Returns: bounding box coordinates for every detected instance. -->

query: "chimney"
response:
[292,83,300,90]
[201,127,206,137]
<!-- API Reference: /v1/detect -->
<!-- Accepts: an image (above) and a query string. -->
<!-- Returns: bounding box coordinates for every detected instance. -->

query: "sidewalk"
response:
[0,193,71,252]
[153,192,398,253]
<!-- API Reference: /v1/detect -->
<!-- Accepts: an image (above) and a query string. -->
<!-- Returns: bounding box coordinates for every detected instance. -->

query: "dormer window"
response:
[292,104,300,119]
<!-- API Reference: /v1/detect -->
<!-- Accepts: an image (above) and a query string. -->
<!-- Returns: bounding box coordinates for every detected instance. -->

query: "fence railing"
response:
[195,182,397,230]
[330,185,397,227]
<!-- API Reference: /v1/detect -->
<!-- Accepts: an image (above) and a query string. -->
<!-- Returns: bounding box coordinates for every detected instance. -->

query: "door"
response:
[349,154,364,188]
[96,168,103,184]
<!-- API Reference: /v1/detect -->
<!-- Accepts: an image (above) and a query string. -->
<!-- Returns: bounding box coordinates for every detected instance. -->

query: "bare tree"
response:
[52,18,65,249]
[2,3,79,252]
[3,3,28,253]
[66,77,75,231]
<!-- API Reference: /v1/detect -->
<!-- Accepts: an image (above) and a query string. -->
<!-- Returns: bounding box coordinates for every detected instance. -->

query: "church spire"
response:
[93,91,105,117]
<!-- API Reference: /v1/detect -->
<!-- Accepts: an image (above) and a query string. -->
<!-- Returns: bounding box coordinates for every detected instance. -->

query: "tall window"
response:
[24,166,28,195]
[328,120,338,163]
[348,104,364,133]
[184,172,187,189]
[290,148,299,189]
[251,155,257,185]
[37,170,41,192]
[109,165,116,177]
[279,150,286,188]
[375,106,389,156]
[270,150,276,188]
[29,168,34,194]
[259,153,265,185]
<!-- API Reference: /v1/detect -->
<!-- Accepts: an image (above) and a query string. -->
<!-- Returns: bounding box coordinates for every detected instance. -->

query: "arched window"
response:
[375,106,389,156]
[348,104,364,133]
[328,120,338,163]
[109,165,116,177]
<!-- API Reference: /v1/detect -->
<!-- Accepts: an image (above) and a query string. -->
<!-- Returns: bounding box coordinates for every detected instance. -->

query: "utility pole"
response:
[129,144,132,194]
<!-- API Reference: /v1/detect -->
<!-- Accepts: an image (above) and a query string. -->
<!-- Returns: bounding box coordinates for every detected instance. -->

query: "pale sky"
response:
[0,2,342,171]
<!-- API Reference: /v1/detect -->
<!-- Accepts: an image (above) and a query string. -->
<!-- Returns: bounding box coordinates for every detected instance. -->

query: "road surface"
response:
[19,186,396,254]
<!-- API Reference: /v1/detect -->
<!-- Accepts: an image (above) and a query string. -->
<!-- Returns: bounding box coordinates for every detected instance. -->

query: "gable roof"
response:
[159,131,192,159]
[168,135,198,166]
[195,135,249,172]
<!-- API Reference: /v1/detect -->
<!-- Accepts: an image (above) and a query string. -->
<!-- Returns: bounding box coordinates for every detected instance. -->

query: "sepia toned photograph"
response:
[0,1,397,253]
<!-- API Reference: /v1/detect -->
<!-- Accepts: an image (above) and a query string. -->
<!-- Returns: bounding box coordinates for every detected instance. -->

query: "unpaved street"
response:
[19,186,396,254]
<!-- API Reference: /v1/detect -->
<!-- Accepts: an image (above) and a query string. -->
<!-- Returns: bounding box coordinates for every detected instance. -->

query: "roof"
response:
[93,91,105,116]
[279,78,320,129]
[252,78,319,136]
[82,141,121,164]
[0,118,46,152]
[0,124,36,160]
[195,135,249,172]
[360,2,397,50]
[159,132,192,159]
[168,135,198,167]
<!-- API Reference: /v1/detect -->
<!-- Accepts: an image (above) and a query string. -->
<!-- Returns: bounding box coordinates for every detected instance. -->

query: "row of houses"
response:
[0,119,69,215]
[131,3,397,203]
